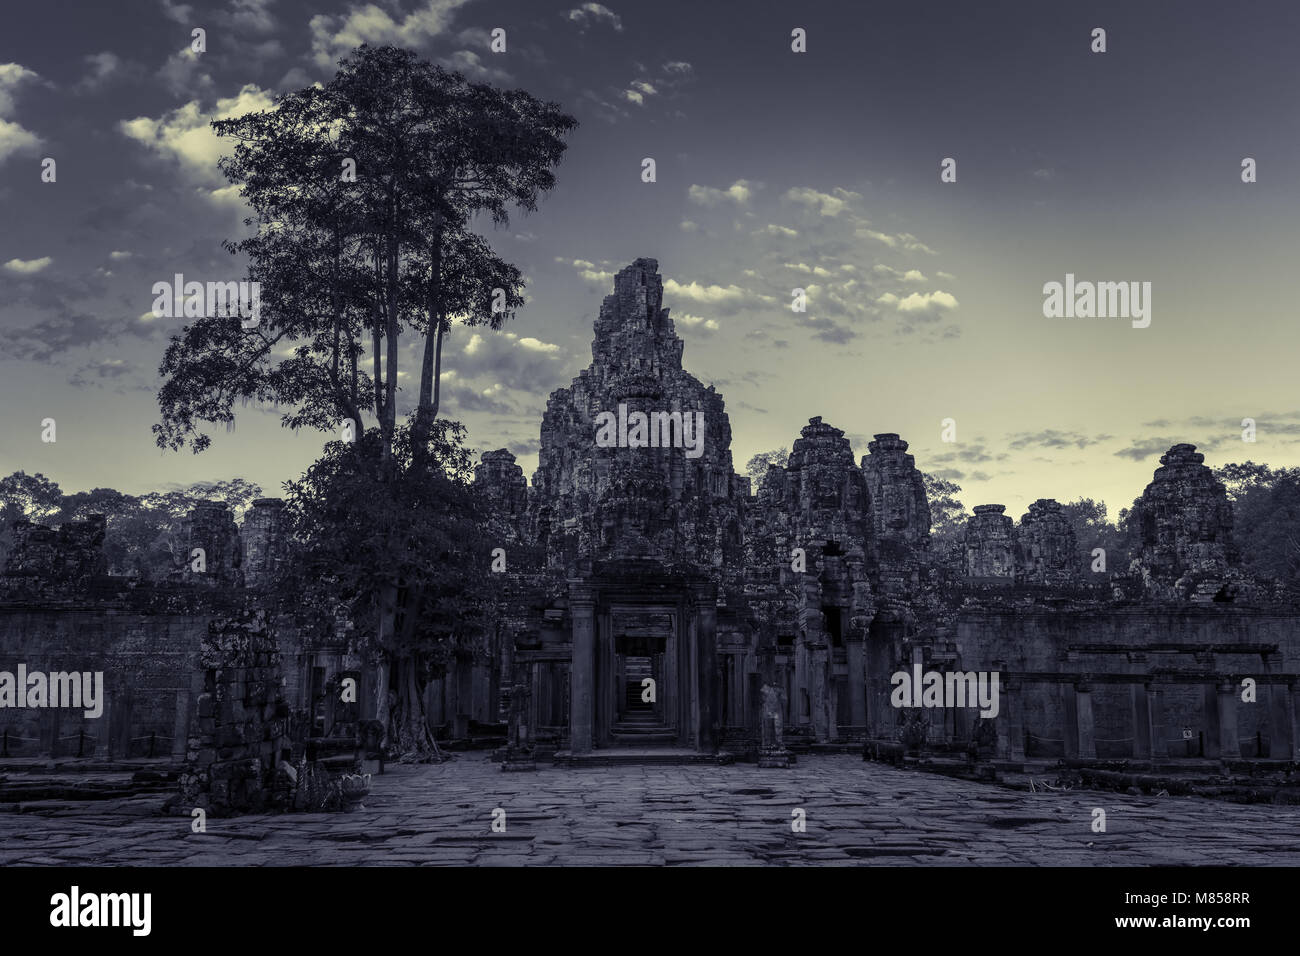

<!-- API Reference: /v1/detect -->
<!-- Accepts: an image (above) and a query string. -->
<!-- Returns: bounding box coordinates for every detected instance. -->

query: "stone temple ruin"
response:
[2,258,1300,807]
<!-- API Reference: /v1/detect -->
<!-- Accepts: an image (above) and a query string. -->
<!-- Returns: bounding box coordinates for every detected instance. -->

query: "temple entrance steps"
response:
[553,747,729,767]
[613,673,669,740]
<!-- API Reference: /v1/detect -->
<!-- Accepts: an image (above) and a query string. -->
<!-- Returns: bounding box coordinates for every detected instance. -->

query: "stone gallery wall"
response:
[0,603,207,759]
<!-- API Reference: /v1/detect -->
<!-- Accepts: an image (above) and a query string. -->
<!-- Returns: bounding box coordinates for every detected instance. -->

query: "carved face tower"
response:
[529,259,743,571]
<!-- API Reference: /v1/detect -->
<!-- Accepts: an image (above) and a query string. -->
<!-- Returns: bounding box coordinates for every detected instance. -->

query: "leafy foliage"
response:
[744,447,788,495]
[922,472,967,557]
[1059,497,1135,575]
[1214,462,1300,588]
[155,44,577,458]
[282,419,494,754]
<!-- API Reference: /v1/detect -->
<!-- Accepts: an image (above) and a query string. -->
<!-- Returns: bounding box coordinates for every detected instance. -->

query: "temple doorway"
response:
[612,634,668,737]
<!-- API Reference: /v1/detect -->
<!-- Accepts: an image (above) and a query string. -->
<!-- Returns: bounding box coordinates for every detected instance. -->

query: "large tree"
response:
[154,45,576,756]
[155,45,575,461]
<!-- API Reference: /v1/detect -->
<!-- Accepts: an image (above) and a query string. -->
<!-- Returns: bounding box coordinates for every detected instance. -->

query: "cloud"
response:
[158,0,193,24]
[1113,438,1186,461]
[223,0,277,33]
[584,59,692,123]
[857,228,896,248]
[898,233,936,255]
[507,436,541,456]
[443,49,511,82]
[0,309,158,362]
[3,257,52,274]
[1007,429,1113,450]
[928,443,1008,465]
[0,64,41,163]
[0,118,40,163]
[800,314,856,344]
[67,357,148,391]
[784,186,860,217]
[73,52,126,93]
[688,179,754,206]
[310,0,472,68]
[431,378,516,416]
[0,63,39,115]
[109,250,134,261]
[119,84,277,194]
[450,330,568,398]
[675,313,720,333]
[565,3,623,31]
[664,278,772,314]
[156,47,214,97]
[757,224,797,237]
[785,262,834,278]
[558,257,615,285]
[876,290,958,318]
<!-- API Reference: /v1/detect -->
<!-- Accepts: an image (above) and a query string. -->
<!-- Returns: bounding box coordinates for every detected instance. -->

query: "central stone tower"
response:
[530,258,745,573]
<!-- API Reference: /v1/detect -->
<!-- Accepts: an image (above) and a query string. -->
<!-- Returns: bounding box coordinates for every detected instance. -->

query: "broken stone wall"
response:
[1,515,107,593]
[176,609,301,815]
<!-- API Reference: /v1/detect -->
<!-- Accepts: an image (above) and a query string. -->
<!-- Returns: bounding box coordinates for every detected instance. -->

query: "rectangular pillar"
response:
[747,671,762,754]
[810,643,829,742]
[695,595,718,752]
[665,624,679,741]
[1217,681,1240,759]
[112,685,133,759]
[793,636,810,726]
[1290,682,1300,760]
[1132,683,1152,759]
[1075,683,1096,760]
[172,687,189,758]
[1149,684,1169,758]
[1268,680,1294,759]
[1061,682,1079,759]
[998,678,1025,761]
[846,638,866,730]
[569,590,595,754]
[1202,683,1221,758]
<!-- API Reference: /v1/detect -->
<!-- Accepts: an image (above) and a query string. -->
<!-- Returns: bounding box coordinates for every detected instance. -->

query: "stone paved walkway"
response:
[2,754,1297,865]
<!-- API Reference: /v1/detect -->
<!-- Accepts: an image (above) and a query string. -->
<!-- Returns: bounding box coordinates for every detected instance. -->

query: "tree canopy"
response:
[155,44,577,461]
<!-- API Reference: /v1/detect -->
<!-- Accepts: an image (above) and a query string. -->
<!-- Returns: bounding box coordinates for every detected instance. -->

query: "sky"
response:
[1,0,1299,522]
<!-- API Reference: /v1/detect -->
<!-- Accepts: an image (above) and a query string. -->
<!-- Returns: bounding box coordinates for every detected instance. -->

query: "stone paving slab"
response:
[1,753,1298,866]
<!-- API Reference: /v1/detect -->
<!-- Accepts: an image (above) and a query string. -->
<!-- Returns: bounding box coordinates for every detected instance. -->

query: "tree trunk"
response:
[372,581,399,748]
[414,226,444,457]
[389,653,445,762]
